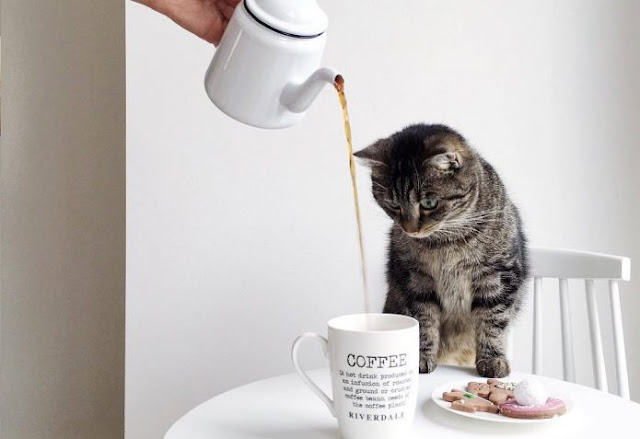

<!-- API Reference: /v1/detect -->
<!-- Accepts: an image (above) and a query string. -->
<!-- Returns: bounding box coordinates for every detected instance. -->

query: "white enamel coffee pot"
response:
[204,0,340,129]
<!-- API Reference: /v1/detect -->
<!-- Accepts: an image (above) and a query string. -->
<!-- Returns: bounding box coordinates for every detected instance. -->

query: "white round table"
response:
[165,366,639,438]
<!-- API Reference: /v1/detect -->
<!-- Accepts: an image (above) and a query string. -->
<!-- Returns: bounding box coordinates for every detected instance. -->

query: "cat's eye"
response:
[387,201,401,210]
[420,196,438,210]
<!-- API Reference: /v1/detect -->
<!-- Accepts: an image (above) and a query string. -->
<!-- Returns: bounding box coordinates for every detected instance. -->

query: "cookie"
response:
[467,382,491,398]
[500,397,566,419]
[443,390,500,414]
[465,379,515,405]
[443,390,466,403]
[488,378,516,391]
[489,388,514,405]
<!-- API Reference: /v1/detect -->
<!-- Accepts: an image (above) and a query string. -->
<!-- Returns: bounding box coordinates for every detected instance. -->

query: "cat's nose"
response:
[400,219,419,234]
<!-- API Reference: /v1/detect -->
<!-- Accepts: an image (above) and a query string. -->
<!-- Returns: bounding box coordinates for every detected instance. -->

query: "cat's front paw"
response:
[476,356,510,378]
[420,356,438,374]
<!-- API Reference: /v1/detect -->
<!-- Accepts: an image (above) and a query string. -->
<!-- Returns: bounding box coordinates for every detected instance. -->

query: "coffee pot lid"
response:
[245,0,328,37]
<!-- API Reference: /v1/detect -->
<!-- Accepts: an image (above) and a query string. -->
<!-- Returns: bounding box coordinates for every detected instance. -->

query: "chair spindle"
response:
[559,278,576,383]
[585,279,608,393]
[532,277,542,375]
[609,280,629,399]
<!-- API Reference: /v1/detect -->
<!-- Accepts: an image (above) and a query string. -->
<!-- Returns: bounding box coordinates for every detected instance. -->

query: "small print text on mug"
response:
[340,352,414,418]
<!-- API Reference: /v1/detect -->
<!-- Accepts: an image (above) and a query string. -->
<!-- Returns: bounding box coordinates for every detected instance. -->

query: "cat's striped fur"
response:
[355,124,528,378]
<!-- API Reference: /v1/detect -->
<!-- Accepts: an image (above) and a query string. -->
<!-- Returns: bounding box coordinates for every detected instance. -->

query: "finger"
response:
[131,0,162,13]
[222,0,242,7]
[220,0,240,20]
[220,6,234,21]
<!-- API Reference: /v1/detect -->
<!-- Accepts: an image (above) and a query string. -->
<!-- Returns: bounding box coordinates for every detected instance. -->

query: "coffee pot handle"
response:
[291,332,336,417]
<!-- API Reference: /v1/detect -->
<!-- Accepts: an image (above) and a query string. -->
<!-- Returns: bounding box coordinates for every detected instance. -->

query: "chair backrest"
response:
[529,247,631,399]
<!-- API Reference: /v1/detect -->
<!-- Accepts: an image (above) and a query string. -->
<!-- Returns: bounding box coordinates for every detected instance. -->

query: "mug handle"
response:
[291,332,336,417]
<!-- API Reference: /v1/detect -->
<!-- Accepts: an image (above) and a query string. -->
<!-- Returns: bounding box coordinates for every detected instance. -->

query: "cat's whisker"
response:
[445,222,483,230]
[445,216,500,225]
[445,217,493,224]
[361,159,388,168]
[443,226,480,235]
[441,220,483,230]
[454,212,500,219]
[444,219,485,227]
[372,181,388,190]
[430,228,460,242]
[447,210,502,222]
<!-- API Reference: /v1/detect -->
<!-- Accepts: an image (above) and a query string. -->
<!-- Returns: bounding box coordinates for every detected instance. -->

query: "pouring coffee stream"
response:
[335,75,371,314]
[204,0,370,312]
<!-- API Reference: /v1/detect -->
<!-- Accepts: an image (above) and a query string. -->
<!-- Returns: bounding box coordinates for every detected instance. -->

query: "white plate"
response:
[431,379,572,424]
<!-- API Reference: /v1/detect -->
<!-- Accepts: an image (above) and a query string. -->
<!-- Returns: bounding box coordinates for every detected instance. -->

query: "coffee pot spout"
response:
[281,67,341,114]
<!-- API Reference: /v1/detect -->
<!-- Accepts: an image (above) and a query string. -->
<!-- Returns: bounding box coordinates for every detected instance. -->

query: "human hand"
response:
[134,0,242,45]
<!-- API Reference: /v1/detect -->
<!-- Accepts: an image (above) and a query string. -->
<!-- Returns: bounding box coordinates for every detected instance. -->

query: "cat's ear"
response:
[424,137,464,172]
[354,138,391,169]
[426,151,462,171]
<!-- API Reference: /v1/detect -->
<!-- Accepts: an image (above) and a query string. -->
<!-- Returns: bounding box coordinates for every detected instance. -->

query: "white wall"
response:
[1,1,125,438]
[126,1,640,437]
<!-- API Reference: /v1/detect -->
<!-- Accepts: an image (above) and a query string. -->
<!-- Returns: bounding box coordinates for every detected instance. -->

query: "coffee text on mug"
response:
[346,353,407,368]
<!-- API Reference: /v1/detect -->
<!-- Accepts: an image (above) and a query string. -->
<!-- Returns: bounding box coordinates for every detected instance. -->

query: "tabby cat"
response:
[355,124,528,378]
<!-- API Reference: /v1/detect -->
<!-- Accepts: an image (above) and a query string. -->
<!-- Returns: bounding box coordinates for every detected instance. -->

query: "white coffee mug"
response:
[291,314,419,439]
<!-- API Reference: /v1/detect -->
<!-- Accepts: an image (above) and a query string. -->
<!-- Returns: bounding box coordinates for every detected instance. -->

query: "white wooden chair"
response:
[528,247,631,399]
